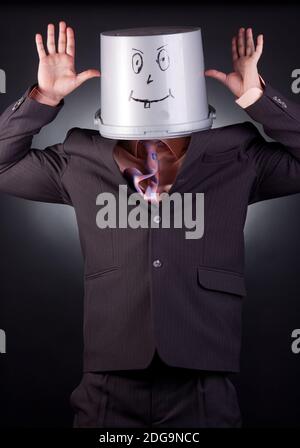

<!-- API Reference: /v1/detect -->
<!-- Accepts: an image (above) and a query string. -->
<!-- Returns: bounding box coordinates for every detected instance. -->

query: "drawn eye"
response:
[132,53,143,74]
[156,48,170,71]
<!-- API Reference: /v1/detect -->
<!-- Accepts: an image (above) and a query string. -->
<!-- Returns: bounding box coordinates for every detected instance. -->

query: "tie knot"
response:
[137,140,165,158]
[142,140,164,148]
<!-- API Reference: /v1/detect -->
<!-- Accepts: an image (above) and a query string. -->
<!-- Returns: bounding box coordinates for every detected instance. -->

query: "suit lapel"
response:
[167,128,218,195]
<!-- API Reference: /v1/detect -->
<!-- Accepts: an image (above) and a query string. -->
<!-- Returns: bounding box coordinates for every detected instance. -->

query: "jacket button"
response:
[153,215,161,224]
[153,259,162,268]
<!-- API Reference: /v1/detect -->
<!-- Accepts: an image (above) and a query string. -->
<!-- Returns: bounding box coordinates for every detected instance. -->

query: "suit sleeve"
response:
[243,82,300,204]
[0,85,72,205]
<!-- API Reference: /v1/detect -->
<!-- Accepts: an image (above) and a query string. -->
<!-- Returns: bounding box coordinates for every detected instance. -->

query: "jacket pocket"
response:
[201,147,240,164]
[197,266,246,297]
[85,265,120,281]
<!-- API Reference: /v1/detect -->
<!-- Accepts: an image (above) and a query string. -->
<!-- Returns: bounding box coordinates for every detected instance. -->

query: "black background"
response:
[0,0,300,428]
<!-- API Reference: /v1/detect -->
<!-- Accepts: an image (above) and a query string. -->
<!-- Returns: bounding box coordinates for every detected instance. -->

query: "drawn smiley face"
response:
[128,44,175,109]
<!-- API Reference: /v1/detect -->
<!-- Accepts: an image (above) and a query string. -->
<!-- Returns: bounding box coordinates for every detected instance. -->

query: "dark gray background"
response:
[0,2,300,428]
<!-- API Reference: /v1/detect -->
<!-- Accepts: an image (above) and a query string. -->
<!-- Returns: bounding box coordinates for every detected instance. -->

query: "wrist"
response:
[240,72,264,98]
[29,86,63,106]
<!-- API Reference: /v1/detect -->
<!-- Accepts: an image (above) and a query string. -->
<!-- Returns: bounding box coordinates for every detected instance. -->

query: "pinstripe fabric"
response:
[1,82,300,375]
[70,350,241,428]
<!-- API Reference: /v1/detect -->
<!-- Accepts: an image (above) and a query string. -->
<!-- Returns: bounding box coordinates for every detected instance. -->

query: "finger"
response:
[204,69,227,84]
[246,27,255,56]
[75,69,101,87]
[254,34,264,59]
[66,26,75,57]
[237,27,245,57]
[231,36,238,62]
[35,33,47,59]
[47,23,56,54]
[58,21,67,53]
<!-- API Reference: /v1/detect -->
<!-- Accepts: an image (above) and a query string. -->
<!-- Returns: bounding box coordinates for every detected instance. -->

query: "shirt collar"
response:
[118,136,191,160]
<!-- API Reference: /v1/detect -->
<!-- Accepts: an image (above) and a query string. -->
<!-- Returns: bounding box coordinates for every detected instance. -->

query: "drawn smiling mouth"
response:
[129,88,175,109]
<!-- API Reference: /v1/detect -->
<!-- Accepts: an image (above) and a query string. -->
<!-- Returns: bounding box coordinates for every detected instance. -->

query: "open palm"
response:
[35,22,100,103]
[205,27,263,98]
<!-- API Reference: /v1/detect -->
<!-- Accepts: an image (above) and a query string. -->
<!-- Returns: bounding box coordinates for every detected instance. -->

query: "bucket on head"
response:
[95,26,216,139]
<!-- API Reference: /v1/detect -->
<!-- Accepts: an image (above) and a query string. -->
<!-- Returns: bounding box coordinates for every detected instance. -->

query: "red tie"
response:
[124,140,160,204]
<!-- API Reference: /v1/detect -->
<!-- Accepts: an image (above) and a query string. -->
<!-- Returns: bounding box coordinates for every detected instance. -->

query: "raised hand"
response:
[35,21,100,104]
[205,27,263,98]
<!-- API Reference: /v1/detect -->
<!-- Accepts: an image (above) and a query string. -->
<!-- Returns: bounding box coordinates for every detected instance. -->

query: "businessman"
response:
[1,22,299,428]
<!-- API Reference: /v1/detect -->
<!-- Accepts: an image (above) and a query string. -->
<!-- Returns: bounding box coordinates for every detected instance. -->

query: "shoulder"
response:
[62,127,111,158]
[201,121,264,158]
[63,127,99,146]
[215,121,262,146]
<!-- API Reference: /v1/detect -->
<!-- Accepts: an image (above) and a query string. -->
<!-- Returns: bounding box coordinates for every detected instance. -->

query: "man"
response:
[0,22,299,428]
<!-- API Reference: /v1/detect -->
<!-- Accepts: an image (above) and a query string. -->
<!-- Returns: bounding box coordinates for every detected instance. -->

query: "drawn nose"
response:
[147,74,153,84]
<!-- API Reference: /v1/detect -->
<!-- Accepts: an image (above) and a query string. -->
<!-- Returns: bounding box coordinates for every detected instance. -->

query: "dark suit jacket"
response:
[1,83,300,373]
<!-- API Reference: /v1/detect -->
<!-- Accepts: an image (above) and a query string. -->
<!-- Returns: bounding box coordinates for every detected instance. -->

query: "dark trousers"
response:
[70,350,242,428]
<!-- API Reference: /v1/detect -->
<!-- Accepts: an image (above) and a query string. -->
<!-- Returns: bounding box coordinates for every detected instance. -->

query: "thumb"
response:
[205,69,227,85]
[75,69,101,87]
